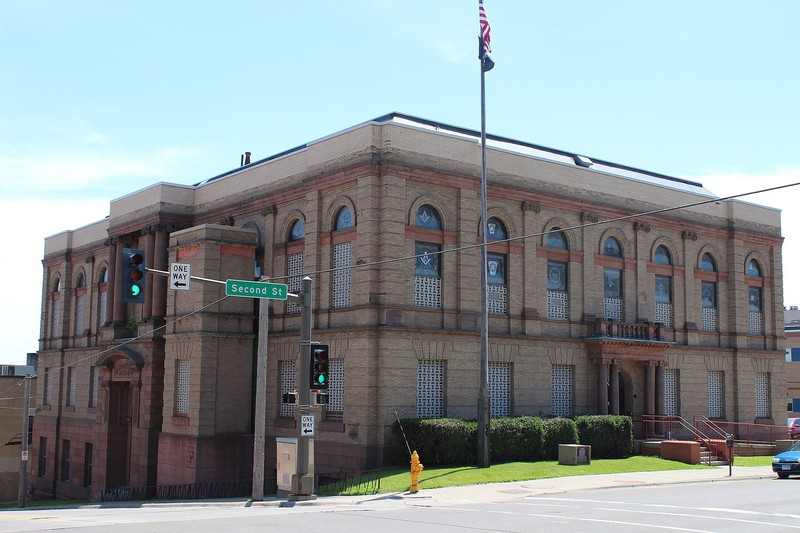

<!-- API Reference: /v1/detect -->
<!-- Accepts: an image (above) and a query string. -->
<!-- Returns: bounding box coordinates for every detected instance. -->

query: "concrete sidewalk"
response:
[11,465,775,511]
[142,465,776,509]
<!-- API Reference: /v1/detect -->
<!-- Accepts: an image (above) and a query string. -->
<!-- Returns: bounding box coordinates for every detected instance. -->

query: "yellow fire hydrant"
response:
[409,450,424,493]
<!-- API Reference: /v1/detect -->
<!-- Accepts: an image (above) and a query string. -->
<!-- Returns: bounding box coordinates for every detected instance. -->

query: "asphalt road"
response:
[2,477,798,532]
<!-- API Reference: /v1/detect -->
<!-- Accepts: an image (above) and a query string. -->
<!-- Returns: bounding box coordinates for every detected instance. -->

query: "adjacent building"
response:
[34,113,785,500]
[0,357,36,502]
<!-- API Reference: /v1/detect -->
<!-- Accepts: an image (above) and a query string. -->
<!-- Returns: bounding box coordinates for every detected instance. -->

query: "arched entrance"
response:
[95,349,143,494]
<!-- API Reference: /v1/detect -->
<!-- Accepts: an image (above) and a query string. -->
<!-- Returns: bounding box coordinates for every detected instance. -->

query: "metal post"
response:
[251,279,270,500]
[476,58,491,469]
[17,375,31,507]
[291,276,315,499]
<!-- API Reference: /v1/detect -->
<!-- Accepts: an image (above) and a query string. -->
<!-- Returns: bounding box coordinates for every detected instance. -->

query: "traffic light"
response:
[121,248,146,303]
[310,345,329,390]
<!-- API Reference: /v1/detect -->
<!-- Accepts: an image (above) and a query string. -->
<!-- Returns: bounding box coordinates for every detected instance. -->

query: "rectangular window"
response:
[37,436,47,477]
[98,290,107,327]
[66,366,76,406]
[655,275,673,327]
[327,359,344,416]
[547,261,568,320]
[176,360,189,415]
[707,370,723,418]
[663,368,679,416]
[89,366,98,408]
[489,362,511,417]
[551,365,573,417]
[60,439,70,482]
[755,372,770,418]
[43,368,52,405]
[414,243,442,308]
[603,268,623,320]
[487,253,507,315]
[51,299,61,338]
[74,294,85,337]
[417,360,444,418]
[280,360,296,418]
[332,242,352,308]
[701,281,718,331]
[286,252,304,314]
[749,286,763,335]
[83,443,93,487]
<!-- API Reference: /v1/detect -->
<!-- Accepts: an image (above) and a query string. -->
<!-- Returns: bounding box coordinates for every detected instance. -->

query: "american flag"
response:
[479,0,491,55]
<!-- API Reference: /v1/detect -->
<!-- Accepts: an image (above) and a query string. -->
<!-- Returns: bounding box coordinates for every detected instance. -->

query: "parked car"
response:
[790,419,800,439]
[773,440,800,478]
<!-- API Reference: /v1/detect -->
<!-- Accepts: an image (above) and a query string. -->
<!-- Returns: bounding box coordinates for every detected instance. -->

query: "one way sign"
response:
[301,415,314,436]
[169,263,191,291]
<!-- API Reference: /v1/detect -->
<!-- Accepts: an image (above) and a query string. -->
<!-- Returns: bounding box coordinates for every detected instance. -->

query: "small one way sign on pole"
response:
[169,263,191,291]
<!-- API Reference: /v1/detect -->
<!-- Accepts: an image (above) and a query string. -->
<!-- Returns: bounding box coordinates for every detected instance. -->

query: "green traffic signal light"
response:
[310,345,329,390]
[122,248,146,303]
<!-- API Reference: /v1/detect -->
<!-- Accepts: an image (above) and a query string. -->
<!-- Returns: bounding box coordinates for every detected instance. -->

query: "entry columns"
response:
[645,362,656,415]
[609,361,620,415]
[597,362,609,415]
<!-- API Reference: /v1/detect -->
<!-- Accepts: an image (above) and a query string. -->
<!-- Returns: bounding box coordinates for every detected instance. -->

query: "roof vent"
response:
[573,155,593,168]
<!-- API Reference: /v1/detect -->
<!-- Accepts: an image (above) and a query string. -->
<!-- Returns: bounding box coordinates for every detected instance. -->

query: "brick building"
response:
[34,113,785,499]
[0,359,36,502]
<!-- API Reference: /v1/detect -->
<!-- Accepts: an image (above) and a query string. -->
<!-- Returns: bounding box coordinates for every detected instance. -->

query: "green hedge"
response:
[575,415,633,458]
[390,415,632,466]
[542,417,579,459]
[490,416,545,462]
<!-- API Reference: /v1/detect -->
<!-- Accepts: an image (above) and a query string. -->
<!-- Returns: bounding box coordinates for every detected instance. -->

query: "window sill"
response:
[172,415,189,427]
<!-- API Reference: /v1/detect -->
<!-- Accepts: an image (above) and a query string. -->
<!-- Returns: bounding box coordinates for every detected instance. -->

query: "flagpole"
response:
[476,29,491,469]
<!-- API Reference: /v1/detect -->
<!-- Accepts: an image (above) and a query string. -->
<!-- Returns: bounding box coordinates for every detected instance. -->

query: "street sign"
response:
[301,415,314,436]
[169,263,191,291]
[225,279,288,300]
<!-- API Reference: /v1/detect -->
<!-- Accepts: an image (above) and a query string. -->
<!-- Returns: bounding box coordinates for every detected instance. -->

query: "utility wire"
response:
[33,180,798,380]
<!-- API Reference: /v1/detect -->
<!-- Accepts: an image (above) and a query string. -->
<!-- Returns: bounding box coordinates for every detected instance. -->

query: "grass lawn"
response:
[327,456,717,495]
[330,454,777,495]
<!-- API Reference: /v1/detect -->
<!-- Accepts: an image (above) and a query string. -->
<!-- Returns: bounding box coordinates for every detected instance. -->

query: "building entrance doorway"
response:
[105,380,132,488]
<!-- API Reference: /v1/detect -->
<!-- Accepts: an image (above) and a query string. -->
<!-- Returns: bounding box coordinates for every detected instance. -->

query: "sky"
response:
[1,0,799,365]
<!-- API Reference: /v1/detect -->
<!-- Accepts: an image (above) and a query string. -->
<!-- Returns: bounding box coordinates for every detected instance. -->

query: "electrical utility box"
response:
[276,437,315,497]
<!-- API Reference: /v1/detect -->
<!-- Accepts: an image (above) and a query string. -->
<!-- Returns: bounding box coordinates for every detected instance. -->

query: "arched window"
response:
[74,273,86,336]
[414,205,443,308]
[415,205,441,230]
[289,219,305,241]
[545,227,569,320]
[602,237,623,320]
[486,217,507,241]
[747,259,763,334]
[654,245,673,327]
[485,218,508,315]
[546,228,568,250]
[747,259,762,277]
[286,219,306,313]
[50,277,62,338]
[654,245,672,265]
[334,206,353,231]
[332,206,354,309]
[603,237,622,258]
[700,253,716,272]
[98,268,108,328]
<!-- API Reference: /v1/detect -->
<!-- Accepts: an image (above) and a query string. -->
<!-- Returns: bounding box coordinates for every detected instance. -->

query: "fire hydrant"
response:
[409,450,424,493]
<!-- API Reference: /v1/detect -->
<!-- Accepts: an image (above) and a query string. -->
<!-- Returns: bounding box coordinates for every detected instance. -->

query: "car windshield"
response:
[789,441,800,452]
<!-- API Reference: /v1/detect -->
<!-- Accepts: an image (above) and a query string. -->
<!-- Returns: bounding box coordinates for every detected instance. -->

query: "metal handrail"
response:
[642,415,724,465]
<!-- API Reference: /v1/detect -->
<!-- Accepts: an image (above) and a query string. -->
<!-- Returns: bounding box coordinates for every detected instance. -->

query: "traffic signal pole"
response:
[291,276,315,500]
